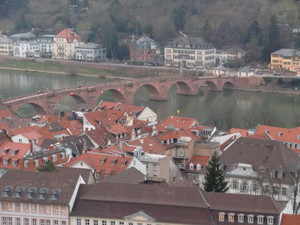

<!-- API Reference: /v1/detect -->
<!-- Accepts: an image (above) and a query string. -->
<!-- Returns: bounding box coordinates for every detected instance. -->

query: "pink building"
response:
[0,170,85,225]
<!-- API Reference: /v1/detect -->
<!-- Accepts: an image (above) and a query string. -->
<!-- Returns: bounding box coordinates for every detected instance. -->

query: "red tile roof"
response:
[65,153,132,179]
[0,122,9,131]
[186,155,210,172]
[230,128,249,137]
[162,115,198,130]
[0,141,31,169]
[0,109,13,119]
[125,136,165,154]
[55,28,82,43]
[10,126,39,136]
[281,214,300,225]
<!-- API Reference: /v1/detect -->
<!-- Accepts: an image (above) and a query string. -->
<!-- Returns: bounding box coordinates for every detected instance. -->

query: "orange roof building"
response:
[52,28,82,60]
[280,214,300,225]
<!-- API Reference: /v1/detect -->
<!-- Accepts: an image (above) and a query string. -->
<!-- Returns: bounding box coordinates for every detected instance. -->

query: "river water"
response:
[0,69,299,130]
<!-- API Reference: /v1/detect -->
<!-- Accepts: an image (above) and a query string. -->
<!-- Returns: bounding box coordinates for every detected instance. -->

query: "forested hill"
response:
[0,0,299,61]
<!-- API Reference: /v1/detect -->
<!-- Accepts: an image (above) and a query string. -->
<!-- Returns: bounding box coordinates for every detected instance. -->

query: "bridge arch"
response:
[205,81,218,91]
[223,81,234,89]
[55,93,88,114]
[15,102,47,116]
[98,88,125,103]
[169,81,193,96]
[134,84,161,102]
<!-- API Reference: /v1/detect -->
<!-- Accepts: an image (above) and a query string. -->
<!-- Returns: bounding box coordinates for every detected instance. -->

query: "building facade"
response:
[13,42,30,58]
[52,29,82,60]
[0,36,14,56]
[164,34,216,68]
[37,35,55,57]
[0,170,85,225]
[75,43,106,61]
[130,35,160,64]
[270,48,300,72]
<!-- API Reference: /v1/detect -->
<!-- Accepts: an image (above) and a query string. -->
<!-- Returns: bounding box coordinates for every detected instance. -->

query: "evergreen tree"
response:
[38,161,56,172]
[262,15,281,62]
[203,152,229,192]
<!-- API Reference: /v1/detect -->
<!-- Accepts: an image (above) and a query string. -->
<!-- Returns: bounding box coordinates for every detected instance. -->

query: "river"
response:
[0,69,299,130]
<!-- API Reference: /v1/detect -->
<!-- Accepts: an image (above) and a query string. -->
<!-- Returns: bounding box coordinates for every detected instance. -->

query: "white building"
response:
[215,50,228,65]
[13,41,30,57]
[75,43,106,61]
[37,35,55,56]
[164,34,216,68]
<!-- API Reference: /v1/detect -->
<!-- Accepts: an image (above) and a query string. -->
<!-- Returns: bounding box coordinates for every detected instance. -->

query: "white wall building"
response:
[164,34,216,69]
[13,41,30,58]
[75,43,106,61]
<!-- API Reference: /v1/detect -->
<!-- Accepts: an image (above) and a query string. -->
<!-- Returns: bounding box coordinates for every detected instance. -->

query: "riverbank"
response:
[0,57,176,79]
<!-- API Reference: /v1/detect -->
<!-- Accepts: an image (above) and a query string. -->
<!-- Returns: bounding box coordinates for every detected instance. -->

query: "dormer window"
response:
[12,160,18,167]
[38,188,48,200]
[228,213,235,223]
[50,189,61,201]
[248,215,254,224]
[189,163,194,170]
[278,132,283,137]
[196,164,201,171]
[3,159,9,166]
[34,159,39,167]
[218,212,225,222]
[238,214,244,223]
[258,215,264,224]
[60,152,65,159]
[2,186,12,197]
[27,187,36,199]
[15,186,24,198]
[267,216,274,225]
[111,159,117,165]
[2,148,8,154]
[11,149,18,155]
[24,160,29,168]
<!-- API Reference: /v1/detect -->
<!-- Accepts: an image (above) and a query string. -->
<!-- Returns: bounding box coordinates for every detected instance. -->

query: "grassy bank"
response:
[0,58,118,77]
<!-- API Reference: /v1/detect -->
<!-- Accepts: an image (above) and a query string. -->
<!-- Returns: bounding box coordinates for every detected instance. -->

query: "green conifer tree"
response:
[203,152,229,192]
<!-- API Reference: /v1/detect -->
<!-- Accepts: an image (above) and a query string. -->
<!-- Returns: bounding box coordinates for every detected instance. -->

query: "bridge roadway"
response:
[1,75,258,115]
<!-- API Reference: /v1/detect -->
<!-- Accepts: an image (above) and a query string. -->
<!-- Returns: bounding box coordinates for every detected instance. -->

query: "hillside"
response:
[0,0,299,60]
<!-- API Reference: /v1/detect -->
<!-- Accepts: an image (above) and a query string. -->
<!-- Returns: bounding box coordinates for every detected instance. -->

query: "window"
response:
[273,187,279,195]
[41,220,45,225]
[53,205,59,214]
[111,222,115,225]
[219,212,225,222]
[242,182,248,191]
[228,213,235,222]
[94,220,99,225]
[252,183,258,192]
[61,221,66,225]
[86,219,90,225]
[24,218,29,225]
[238,214,244,223]
[8,217,12,225]
[153,164,157,171]
[40,205,45,213]
[46,205,51,214]
[232,180,238,190]
[16,218,21,225]
[248,215,254,224]
[282,187,287,196]
[77,219,82,225]
[47,220,50,225]
[102,221,107,225]
[61,206,67,215]
[15,203,21,212]
[32,219,37,225]
[2,217,7,225]
[129,223,133,225]
[32,204,37,213]
[119,223,124,225]
[267,216,274,225]
[258,216,264,224]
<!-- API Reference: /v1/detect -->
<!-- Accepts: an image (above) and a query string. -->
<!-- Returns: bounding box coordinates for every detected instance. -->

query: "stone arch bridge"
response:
[1,76,260,115]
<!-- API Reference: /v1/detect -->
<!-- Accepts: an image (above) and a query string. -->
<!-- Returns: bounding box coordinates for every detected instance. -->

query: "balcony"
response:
[173,153,188,159]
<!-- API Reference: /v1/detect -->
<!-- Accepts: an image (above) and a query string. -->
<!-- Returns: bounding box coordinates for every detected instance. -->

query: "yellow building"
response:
[270,48,300,72]
[0,36,14,56]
